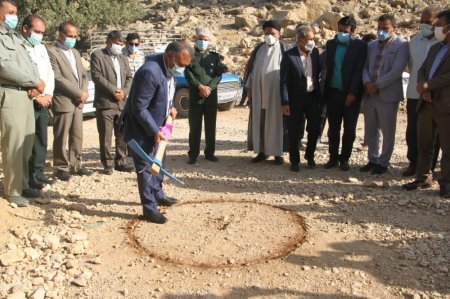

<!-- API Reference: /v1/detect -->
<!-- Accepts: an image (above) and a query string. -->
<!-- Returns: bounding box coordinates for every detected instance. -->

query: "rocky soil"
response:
[126,0,450,74]
[1,107,449,298]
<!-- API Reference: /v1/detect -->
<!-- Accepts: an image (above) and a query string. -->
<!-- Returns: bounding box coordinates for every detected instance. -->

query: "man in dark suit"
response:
[404,9,450,198]
[91,30,134,175]
[281,23,321,172]
[123,42,194,224]
[323,16,367,171]
[47,21,92,181]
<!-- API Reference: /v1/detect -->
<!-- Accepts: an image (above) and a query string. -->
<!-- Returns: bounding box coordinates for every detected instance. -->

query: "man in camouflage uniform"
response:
[185,27,227,164]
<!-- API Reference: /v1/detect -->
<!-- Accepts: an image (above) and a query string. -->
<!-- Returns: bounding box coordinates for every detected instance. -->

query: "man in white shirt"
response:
[20,15,55,190]
[122,32,145,78]
[403,6,439,177]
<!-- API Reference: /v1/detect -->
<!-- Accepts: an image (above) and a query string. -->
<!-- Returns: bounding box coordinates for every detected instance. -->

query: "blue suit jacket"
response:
[123,54,170,144]
[280,46,320,111]
[362,34,409,102]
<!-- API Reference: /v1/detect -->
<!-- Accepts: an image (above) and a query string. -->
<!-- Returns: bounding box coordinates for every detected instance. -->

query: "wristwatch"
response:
[423,82,429,89]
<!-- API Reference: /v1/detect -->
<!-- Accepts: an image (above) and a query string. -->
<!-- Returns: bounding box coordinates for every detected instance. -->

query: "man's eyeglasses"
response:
[128,43,140,47]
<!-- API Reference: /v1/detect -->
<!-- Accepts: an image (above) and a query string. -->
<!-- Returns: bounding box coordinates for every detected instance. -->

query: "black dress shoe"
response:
[339,161,350,171]
[205,155,219,162]
[29,180,45,190]
[36,175,53,185]
[324,159,339,169]
[142,211,168,224]
[188,156,197,164]
[360,162,376,172]
[251,153,268,163]
[115,164,135,172]
[290,164,300,172]
[274,156,284,165]
[371,164,388,175]
[307,158,316,169]
[402,164,416,177]
[157,196,178,206]
[56,170,72,181]
[103,166,114,175]
[403,179,432,191]
[22,188,41,198]
[74,167,93,176]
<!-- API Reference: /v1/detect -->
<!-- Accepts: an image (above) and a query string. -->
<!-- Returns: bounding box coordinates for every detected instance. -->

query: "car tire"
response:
[218,100,236,111]
[174,88,190,118]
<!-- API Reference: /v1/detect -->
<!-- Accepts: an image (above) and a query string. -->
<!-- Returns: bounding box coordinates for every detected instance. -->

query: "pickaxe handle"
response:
[150,115,173,174]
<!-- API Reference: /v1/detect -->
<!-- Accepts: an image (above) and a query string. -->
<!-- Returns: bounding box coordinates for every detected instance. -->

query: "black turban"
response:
[262,20,281,32]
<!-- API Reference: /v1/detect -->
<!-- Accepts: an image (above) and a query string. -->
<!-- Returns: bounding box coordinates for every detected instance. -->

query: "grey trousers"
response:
[363,94,399,167]
[52,108,83,172]
[0,88,35,196]
[95,108,128,167]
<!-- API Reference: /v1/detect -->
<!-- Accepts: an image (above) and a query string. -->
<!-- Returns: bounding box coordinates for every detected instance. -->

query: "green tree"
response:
[18,0,146,46]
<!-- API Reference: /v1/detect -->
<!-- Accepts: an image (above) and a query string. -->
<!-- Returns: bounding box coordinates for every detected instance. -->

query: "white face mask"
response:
[264,34,277,46]
[419,23,433,37]
[434,26,449,42]
[305,40,315,52]
[110,43,123,56]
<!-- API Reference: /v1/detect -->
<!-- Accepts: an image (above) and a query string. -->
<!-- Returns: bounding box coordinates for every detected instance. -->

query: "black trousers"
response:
[406,98,440,170]
[288,92,320,165]
[188,103,217,158]
[29,105,48,183]
[326,88,360,162]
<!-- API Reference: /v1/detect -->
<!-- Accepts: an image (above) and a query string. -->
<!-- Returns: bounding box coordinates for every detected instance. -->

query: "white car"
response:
[83,71,96,115]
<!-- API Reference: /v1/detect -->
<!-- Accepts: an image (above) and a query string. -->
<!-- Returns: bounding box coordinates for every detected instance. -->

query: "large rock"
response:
[235,15,259,29]
[284,25,297,38]
[0,249,25,267]
[316,12,343,31]
[306,0,333,21]
[270,5,308,28]
[23,248,41,261]
[28,287,45,299]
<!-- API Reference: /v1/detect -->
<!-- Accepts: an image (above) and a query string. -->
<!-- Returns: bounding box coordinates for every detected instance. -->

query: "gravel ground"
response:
[0,106,449,299]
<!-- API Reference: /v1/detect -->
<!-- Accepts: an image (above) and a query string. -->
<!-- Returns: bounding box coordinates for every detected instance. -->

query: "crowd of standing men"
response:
[0,0,449,223]
[0,0,148,208]
[243,8,450,200]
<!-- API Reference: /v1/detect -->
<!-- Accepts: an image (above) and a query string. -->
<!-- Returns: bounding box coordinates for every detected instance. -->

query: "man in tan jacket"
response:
[47,21,92,181]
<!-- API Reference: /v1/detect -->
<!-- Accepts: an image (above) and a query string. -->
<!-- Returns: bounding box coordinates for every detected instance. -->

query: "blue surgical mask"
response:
[419,23,433,38]
[28,32,43,46]
[169,58,185,76]
[377,30,390,42]
[128,45,138,53]
[337,32,350,43]
[64,36,76,48]
[196,40,208,51]
[4,14,18,30]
